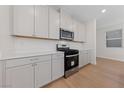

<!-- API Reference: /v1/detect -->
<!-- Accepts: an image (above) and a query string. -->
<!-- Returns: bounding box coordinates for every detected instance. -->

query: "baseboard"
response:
[96,56,124,63]
[79,63,91,69]
[41,76,64,88]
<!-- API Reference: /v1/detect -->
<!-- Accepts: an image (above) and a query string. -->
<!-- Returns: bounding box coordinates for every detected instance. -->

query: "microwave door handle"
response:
[60,29,62,39]
[72,32,74,40]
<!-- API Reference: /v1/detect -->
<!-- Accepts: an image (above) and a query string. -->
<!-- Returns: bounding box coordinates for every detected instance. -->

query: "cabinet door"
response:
[73,20,86,42]
[49,8,60,39]
[35,61,51,88]
[35,6,49,38]
[87,50,91,64]
[79,51,88,68]
[6,64,34,88]
[52,58,64,81]
[73,20,80,41]
[60,10,72,31]
[78,23,86,42]
[0,62,2,87]
[13,6,34,36]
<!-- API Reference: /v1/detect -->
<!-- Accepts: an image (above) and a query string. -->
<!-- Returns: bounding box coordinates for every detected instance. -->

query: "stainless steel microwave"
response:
[60,28,74,41]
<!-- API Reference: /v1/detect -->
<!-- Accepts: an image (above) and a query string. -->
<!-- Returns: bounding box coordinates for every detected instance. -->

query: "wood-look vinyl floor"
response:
[45,57,124,88]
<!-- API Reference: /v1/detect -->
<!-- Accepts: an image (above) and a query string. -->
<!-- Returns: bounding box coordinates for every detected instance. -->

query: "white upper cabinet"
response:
[35,6,49,38]
[12,6,86,41]
[78,23,86,42]
[49,8,60,39]
[72,19,80,41]
[13,6,35,36]
[60,10,73,31]
[73,19,86,42]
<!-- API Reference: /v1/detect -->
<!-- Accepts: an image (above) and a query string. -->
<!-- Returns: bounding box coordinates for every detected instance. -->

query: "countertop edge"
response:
[0,51,64,61]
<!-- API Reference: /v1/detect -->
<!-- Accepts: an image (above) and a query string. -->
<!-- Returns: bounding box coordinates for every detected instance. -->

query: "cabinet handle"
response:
[32,63,37,67]
[35,63,37,66]
[30,58,39,61]
[32,64,35,67]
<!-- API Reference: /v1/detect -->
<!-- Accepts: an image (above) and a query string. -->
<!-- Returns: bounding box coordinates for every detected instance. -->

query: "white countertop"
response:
[79,49,92,51]
[0,49,93,61]
[0,51,64,61]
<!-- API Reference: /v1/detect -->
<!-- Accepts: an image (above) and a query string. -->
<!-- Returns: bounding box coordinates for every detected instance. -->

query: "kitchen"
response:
[0,5,96,88]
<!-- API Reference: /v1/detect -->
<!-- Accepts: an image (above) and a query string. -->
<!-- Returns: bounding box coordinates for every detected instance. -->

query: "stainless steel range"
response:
[56,44,79,78]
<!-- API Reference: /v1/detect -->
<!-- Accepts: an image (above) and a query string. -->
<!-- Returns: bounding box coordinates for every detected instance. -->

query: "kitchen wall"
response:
[14,38,84,54]
[0,5,96,64]
[96,22,124,62]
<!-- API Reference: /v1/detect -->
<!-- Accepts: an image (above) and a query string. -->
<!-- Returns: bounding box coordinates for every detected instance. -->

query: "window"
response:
[106,29,122,47]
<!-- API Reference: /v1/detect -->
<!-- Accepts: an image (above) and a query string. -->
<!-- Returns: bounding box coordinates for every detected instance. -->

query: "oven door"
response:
[65,54,79,71]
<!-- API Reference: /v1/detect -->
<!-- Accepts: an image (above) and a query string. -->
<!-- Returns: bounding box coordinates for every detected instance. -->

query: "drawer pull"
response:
[32,64,35,67]
[30,58,39,61]
[32,63,37,67]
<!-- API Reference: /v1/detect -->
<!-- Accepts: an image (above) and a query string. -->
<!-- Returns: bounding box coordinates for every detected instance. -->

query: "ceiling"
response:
[52,5,124,28]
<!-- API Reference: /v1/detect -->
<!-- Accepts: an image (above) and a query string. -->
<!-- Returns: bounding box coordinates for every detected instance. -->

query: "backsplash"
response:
[14,37,85,54]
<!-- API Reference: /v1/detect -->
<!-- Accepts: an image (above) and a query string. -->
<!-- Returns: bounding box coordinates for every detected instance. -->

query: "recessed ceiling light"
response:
[101,9,106,13]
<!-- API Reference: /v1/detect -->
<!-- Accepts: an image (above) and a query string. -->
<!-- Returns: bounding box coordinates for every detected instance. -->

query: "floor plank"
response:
[45,57,124,88]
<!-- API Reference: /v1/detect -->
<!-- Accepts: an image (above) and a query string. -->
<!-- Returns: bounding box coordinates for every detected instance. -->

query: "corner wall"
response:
[96,23,124,62]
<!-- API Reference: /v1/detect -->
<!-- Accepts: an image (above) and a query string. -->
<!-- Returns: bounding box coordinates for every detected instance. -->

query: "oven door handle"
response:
[66,54,79,57]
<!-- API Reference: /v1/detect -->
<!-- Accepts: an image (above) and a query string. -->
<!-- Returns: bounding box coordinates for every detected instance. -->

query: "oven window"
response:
[65,56,79,71]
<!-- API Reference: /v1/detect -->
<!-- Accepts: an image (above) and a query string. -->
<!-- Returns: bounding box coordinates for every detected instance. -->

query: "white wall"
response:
[85,20,96,64]
[96,23,124,62]
[14,38,85,54]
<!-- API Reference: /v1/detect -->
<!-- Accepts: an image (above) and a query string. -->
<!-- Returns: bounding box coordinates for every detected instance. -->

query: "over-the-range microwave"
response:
[60,28,74,41]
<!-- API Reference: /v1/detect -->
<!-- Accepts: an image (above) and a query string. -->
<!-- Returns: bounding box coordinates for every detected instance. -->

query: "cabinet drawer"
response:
[52,53,64,59]
[6,55,51,68]
[28,55,51,62]
[80,50,88,54]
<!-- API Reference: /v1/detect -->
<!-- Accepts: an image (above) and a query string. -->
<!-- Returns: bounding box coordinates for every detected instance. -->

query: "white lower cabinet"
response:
[5,53,64,88]
[0,62,2,87]
[6,64,34,88]
[60,10,73,31]
[79,50,90,68]
[87,50,92,63]
[73,19,86,42]
[52,56,64,81]
[35,61,51,88]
